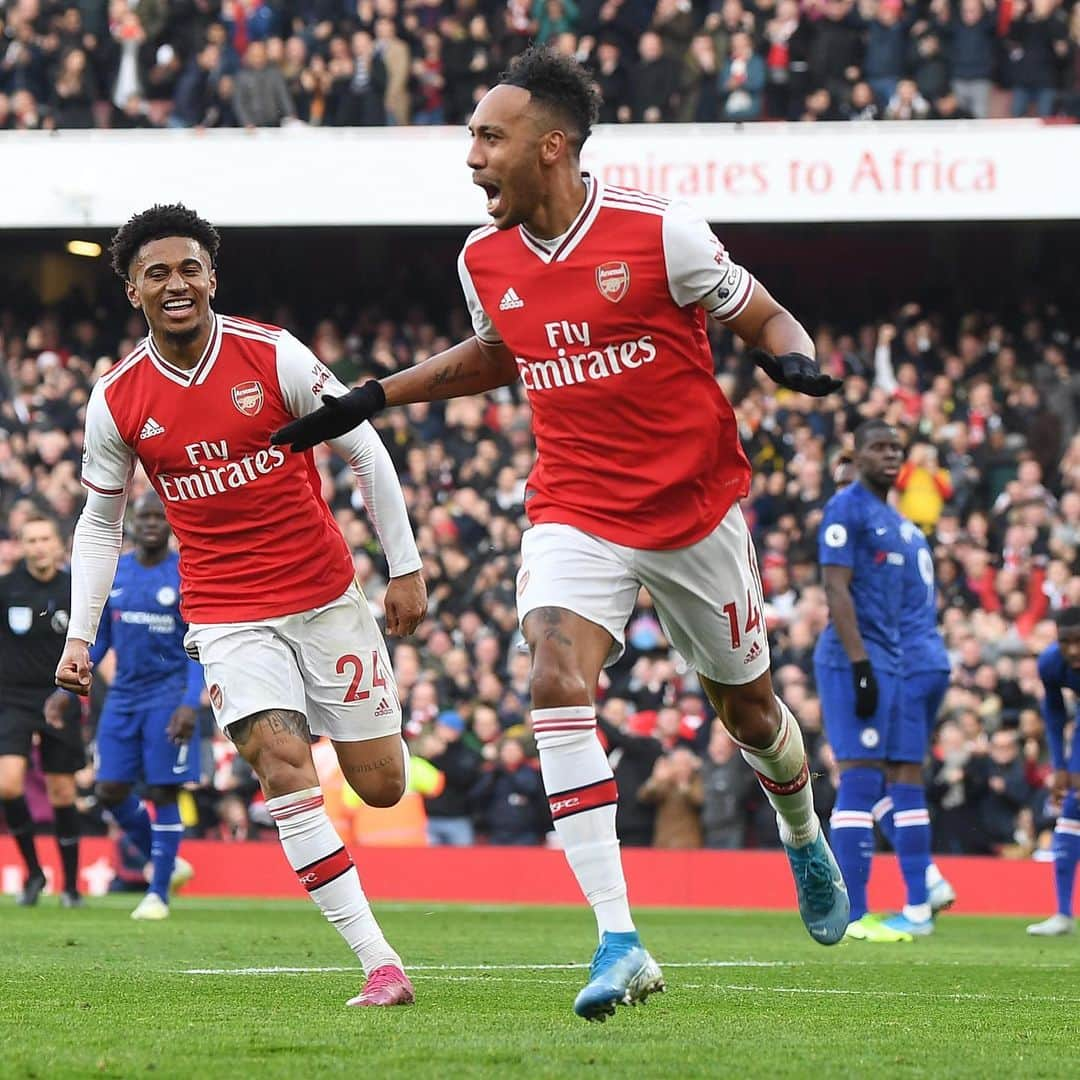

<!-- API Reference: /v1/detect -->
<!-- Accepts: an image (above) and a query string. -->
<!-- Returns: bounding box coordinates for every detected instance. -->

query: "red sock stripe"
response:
[754,760,809,797]
[270,794,325,821]
[295,845,354,892]
[547,778,618,821]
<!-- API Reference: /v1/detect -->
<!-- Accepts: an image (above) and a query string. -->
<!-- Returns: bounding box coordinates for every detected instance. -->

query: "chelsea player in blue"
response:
[815,420,914,942]
[1027,607,1080,937]
[91,493,203,920]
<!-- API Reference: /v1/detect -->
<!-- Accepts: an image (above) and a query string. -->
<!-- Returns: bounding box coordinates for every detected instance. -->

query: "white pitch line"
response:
[719,985,1080,1004]
[179,960,790,976]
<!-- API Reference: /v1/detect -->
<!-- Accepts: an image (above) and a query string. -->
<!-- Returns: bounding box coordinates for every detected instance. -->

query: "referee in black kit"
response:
[0,513,86,906]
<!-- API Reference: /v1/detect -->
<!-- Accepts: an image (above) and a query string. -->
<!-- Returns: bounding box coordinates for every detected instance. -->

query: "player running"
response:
[1027,606,1080,937]
[55,204,426,1006]
[87,491,203,921]
[829,449,956,933]
[272,46,849,1021]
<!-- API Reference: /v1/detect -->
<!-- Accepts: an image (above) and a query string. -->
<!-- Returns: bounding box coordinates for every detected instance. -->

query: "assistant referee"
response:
[0,513,85,906]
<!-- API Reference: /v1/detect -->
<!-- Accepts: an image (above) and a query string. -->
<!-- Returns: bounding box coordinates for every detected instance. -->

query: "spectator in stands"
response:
[171,41,221,128]
[719,29,765,120]
[597,701,663,847]
[470,737,549,845]
[334,29,386,125]
[978,728,1033,848]
[233,39,295,128]
[49,46,98,128]
[592,37,632,122]
[1007,0,1069,118]
[885,76,932,118]
[862,0,912,107]
[763,0,801,119]
[700,723,754,849]
[418,710,482,845]
[926,718,987,852]
[842,79,881,118]
[939,0,997,119]
[650,0,696,61]
[897,442,955,533]
[911,30,951,104]
[535,0,580,45]
[374,17,411,125]
[807,0,864,106]
[638,749,705,848]
[629,29,680,121]
[411,30,446,124]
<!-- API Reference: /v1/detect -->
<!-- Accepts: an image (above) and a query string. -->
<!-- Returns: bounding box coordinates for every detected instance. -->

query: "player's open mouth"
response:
[163,298,196,318]
[477,180,504,217]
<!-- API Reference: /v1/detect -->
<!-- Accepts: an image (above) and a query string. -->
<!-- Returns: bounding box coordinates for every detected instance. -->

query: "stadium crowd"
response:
[0,287,1077,861]
[2,0,1080,131]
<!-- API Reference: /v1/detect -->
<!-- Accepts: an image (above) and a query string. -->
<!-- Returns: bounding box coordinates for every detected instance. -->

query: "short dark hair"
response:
[499,46,600,153]
[1055,607,1080,633]
[854,418,896,450]
[109,203,220,281]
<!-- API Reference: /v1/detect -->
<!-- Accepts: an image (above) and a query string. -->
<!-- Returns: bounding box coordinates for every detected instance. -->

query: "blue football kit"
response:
[91,551,203,785]
[814,481,906,761]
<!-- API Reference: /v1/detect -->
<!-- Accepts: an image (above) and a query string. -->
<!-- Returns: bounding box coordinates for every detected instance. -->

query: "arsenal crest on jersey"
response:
[596,261,630,304]
[231,381,264,417]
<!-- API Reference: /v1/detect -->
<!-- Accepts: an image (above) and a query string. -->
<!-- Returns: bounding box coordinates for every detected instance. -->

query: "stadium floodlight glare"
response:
[66,240,102,258]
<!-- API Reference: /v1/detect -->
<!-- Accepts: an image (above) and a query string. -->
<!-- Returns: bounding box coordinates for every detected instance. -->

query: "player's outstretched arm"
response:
[727,283,842,398]
[57,488,128,695]
[271,337,518,452]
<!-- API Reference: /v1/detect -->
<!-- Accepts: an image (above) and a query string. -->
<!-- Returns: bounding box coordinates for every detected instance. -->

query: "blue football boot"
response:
[573,931,665,1022]
[784,832,850,945]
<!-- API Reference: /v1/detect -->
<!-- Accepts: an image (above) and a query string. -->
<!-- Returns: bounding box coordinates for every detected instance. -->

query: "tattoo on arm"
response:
[228,709,310,750]
[539,606,574,648]
[426,361,467,394]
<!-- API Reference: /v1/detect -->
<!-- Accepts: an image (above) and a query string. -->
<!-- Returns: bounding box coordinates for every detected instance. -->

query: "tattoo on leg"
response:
[353,755,394,775]
[228,709,310,750]
[537,606,574,648]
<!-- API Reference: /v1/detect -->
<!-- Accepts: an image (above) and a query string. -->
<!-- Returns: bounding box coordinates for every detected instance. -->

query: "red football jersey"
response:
[458,177,754,551]
[81,315,356,623]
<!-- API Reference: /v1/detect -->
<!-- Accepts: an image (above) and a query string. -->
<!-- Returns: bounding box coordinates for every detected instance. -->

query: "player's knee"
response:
[146,785,179,806]
[719,680,780,747]
[0,778,22,801]
[96,780,131,806]
[355,768,406,809]
[529,654,590,710]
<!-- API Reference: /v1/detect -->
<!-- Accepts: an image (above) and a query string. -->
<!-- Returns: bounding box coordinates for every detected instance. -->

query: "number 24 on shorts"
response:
[721,589,762,650]
[336,651,387,703]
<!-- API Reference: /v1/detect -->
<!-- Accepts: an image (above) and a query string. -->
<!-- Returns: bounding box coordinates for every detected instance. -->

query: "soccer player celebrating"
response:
[1027,607,1080,937]
[55,205,426,1007]
[86,491,203,921]
[0,514,86,907]
[273,47,849,1020]
[815,420,916,942]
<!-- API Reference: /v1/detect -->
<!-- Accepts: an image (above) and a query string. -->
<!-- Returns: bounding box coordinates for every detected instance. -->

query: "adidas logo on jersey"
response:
[139,416,166,440]
[499,287,525,311]
[373,697,396,719]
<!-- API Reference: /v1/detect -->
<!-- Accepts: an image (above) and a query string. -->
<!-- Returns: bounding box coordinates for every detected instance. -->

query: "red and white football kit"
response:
[458,177,767,683]
[71,314,421,738]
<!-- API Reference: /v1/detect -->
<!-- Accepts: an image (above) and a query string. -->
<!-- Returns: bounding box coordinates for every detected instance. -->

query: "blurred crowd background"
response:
[2,284,1077,861]
[2,0,1080,131]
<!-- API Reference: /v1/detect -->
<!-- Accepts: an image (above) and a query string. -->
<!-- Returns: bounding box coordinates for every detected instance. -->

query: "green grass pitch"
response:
[2,896,1077,1079]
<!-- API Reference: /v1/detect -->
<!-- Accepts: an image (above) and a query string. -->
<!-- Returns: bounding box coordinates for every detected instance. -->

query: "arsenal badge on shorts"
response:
[209,683,223,710]
[231,380,264,416]
[596,261,630,304]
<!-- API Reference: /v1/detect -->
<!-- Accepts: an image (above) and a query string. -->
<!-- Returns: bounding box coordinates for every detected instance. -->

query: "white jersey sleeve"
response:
[275,330,422,579]
[662,200,756,323]
[81,382,136,495]
[67,489,127,644]
[457,244,502,345]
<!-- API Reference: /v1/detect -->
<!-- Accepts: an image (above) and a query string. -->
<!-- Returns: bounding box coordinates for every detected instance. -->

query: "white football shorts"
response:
[516,505,771,685]
[184,581,401,741]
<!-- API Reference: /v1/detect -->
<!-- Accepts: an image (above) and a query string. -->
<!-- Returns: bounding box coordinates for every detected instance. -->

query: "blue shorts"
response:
[892,668,950,763]
[95,702,201,786]
[816,661,901,762]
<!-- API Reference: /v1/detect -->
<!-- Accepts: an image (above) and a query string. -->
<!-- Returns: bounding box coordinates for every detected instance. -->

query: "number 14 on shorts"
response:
[722,589,762,650]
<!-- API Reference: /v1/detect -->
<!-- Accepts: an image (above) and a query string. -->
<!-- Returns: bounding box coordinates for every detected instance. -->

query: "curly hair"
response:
[109,203,220,281]
[499,46,601,152]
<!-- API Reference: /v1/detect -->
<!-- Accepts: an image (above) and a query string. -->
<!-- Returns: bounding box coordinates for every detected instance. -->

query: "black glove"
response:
[852,659,879,720]
[749,349,843,397]
[270,381,387,453]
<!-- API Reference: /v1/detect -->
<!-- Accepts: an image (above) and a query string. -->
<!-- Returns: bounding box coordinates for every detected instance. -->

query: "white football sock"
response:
[734,697,820,848]
[266,787,400,975]
[532,706,636,938]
